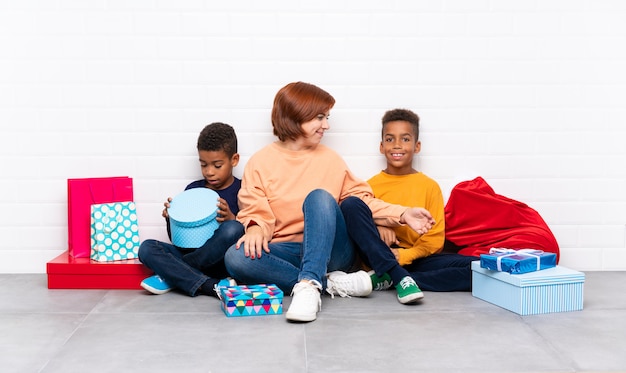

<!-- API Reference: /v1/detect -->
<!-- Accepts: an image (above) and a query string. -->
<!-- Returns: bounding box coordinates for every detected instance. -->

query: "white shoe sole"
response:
[285,310,317,322]
[398,291,424,304]
[141,282,172,295]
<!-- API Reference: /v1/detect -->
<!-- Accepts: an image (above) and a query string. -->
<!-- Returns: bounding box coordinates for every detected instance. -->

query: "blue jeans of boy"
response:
[339,196,412,283]
[224,189,357,293]
[340,196,477,291]
[138,220,244,296]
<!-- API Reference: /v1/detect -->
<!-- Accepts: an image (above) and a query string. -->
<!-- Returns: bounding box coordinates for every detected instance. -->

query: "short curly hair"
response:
[381,108,420,141]
[197,122,238,157]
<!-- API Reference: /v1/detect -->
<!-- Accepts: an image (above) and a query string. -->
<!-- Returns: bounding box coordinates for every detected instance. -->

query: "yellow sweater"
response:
[367,172,445,266]
[237,142,408,243]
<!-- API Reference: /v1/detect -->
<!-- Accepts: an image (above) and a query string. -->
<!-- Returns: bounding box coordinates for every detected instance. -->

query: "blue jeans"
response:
[138,220,244,296]
[404,253,479,291]
[224,189,356,293]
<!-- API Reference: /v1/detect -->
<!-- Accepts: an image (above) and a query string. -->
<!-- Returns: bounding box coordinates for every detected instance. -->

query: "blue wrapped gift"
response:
[480,248,557,274]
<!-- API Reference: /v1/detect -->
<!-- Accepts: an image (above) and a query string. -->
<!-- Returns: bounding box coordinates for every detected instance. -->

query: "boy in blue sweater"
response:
[138,122,244,298]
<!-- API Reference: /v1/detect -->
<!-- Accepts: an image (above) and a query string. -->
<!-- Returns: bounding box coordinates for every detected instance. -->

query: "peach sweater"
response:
[237,142,407,243]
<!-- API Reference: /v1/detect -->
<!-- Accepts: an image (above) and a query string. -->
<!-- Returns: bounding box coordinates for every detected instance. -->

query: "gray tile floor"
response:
[1,272,625,373]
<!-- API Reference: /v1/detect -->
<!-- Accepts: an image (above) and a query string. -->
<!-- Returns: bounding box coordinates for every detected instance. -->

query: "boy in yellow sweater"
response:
[367,108,477,291]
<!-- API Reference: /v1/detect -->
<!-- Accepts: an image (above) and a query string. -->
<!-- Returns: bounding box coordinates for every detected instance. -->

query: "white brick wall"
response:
[1,1,625,273]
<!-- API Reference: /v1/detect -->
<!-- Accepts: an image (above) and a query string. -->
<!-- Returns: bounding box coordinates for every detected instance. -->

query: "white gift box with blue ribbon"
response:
[167,188,220,248]
[471,261,585,315]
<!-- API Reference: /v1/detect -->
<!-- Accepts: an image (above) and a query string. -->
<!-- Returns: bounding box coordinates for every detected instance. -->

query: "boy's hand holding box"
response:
[480,248,557,274]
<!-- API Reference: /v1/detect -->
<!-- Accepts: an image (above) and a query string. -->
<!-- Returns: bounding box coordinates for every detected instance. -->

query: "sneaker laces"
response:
[326,275,353,298]
[374,280,392,291]
[398,276,415,290]
[213,278,235,300]
[374,277,392,291]
[291,281,322,309]
[213,284,223,300]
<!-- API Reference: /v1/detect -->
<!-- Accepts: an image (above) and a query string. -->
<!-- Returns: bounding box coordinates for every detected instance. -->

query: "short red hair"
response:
[271,82,336,142]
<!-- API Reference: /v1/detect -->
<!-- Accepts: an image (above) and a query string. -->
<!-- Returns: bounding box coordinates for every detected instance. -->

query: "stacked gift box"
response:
[47,177,152,289]
[471,248,585,315]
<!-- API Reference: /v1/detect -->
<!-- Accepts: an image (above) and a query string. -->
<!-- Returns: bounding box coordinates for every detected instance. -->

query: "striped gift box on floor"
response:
[471,261,585,315]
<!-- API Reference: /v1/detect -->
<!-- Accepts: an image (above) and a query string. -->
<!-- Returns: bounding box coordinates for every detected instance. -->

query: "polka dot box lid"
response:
[167,188,219,248]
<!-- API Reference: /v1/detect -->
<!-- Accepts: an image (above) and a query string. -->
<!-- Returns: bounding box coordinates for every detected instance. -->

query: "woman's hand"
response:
[235,225,269,259]
[215,197,235,222]
[400,207,435,235]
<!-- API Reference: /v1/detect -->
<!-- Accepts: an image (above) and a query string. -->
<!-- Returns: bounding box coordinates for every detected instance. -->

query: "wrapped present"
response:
[219,284,283,317]
[47,251,153,290]
[67,176,134,258]
[480,248,557,274]
[168,188,220,248]
[90,201,140,262]
[471,261,585,315]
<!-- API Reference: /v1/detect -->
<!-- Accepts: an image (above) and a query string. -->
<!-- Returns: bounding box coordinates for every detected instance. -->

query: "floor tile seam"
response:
[521,317,584,371]
[302,324,310,372]
[36,313,91,373]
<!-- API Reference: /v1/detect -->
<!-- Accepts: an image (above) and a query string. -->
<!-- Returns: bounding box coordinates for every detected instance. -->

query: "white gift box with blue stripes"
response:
[471,261,585,315]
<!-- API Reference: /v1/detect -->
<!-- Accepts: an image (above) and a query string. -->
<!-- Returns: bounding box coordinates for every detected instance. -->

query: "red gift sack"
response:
[444,177,560,262]
[67,177,134,258]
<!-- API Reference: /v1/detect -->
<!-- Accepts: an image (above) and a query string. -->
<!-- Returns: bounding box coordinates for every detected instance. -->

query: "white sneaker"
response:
[285,281,322,322]
[325,270,373,298]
